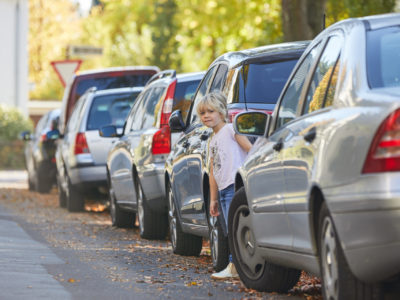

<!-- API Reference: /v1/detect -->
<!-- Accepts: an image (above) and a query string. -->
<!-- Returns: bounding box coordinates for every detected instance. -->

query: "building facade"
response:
[0,0,28,115]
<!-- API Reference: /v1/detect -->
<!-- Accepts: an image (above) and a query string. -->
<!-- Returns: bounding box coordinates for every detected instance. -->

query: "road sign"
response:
[50,60,82,87]
[68,45,103,58]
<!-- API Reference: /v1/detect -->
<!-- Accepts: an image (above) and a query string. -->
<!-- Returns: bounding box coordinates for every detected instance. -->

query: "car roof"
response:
[75,66,160,77]
[146,71,205,87]
[211,41,310,69]
[88,87,144,97]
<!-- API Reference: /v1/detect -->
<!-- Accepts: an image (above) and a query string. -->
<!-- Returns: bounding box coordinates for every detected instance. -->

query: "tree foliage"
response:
[29,0,82,100]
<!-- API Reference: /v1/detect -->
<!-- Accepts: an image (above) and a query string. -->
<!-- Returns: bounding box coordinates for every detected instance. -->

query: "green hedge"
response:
[0,104,33,170]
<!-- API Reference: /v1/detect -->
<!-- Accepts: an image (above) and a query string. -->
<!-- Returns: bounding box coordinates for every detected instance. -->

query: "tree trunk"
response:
[282,0,327,42]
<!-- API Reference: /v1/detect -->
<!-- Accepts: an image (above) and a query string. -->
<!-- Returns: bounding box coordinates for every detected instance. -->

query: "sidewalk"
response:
[0,170,28,189]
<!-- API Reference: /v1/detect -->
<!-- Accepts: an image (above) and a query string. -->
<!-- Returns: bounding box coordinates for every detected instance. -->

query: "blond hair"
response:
[196,92,228,122]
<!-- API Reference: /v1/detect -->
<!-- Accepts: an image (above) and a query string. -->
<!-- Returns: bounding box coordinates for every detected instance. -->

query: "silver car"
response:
[230,13,400,299]
[55,87,143,212]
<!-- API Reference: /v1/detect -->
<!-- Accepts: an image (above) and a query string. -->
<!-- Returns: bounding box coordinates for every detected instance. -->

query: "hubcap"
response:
[322,216,338,300]
[233,204,264,279]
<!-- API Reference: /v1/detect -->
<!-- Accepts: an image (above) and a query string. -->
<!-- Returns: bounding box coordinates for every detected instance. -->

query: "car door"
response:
[110,89,152,204]
[171,66,217,224]
[248,42,324,250]
[280,33,343,253]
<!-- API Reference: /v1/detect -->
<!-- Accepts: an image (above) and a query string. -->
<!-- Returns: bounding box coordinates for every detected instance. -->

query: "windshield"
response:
[367,25,400,89]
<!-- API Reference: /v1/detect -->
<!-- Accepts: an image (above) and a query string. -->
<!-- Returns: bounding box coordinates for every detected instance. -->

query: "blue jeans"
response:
[218,184,234,236]
[218,184,234,263]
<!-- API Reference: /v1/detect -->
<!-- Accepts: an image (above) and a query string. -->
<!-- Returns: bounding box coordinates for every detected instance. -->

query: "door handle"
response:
[182,141,190,148]
[273,138,283,152]
[304,127,316,143]
[200,133,210,141]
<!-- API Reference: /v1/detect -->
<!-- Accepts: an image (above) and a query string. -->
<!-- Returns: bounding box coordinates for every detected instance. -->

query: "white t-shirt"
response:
[210,123,247,190]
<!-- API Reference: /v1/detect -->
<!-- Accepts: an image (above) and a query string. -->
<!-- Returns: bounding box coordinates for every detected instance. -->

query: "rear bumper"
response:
[325,175,400,283]
[69,164,107,187]
[138,161,166,213]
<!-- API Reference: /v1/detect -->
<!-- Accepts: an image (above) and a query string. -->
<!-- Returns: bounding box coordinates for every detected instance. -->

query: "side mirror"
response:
[169,110,185,132]
[99,125,121,138]
[20,131,31,141]
[233,111,271,137]
[46,129,60,140]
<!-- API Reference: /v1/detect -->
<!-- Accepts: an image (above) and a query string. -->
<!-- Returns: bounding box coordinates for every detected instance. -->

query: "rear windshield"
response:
[173,79,201,123]
[367,26,400,89]
[86,91,140,130]
[76,74,153,99]
[233,59,298,104]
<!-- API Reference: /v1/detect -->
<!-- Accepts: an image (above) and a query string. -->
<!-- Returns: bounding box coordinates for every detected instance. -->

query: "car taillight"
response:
[160,79,177,127]
[152,126,171,155]
[40,133,47,142]
[363,109,400,173]
[74,132,90,155]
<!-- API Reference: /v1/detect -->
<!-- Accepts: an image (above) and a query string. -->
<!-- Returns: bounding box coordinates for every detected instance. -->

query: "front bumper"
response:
[325,174,400,283]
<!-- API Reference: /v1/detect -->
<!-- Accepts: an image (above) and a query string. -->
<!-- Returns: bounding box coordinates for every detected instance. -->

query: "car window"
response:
[367,25,400,88]
[141,87,165,130]
[35,114,48,137]
[210,64,228,92]
[66,97,85,134]
[275,43,323,131]
[173,79,201,124]
[86,92,140,130]
[188,66,217,124]
[233,59,299,105]
[304,35,342,114]
[129,89,153,132]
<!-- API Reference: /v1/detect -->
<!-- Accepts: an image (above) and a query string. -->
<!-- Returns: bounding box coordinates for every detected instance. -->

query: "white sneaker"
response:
[211,262,239,280]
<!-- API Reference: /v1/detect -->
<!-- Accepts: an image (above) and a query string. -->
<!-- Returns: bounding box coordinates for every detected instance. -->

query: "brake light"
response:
[160,80,177,128]
[74,132,90,155]
[363,109,400,173]
[152,126,171,155]
[40,133,47,142]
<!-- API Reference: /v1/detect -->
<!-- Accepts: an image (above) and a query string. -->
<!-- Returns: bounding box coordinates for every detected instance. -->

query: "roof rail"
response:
[145,69,176,86]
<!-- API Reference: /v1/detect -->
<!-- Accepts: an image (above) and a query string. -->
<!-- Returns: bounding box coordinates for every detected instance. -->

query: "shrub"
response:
[0,104,33,169]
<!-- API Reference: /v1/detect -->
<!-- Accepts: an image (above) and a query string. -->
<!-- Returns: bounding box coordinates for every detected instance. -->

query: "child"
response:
[197,92,252,279]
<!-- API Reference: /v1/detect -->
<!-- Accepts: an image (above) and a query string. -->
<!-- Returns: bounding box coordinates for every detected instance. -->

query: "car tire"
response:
[35,164,52,194]
[57,174,67,208]
[318,202,383,300]
[109,183,135,228]
[229,187,301,292]
[27,169,35,191]
[207,193,229,271]
[137,178,167,240]
[66,177,84,212]
[167,183,202,256]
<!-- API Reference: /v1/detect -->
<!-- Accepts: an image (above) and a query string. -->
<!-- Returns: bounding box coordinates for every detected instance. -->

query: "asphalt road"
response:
[0,171,320,300]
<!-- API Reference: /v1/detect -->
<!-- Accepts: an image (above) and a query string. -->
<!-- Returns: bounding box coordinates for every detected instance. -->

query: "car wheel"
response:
[109,182,135,228]
[319,202,383,300]
[66,176,84,212]
[57,174,67,208]
[167,183,202,256]
[229,187,301,292]
[35,163,52,193]
[136,178,167,240]
[27,169,35,191]
[207,204,229,271]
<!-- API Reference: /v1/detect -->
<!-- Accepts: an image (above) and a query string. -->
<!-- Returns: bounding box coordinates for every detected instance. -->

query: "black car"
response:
[165,41,309,271]
[22,108,60,193]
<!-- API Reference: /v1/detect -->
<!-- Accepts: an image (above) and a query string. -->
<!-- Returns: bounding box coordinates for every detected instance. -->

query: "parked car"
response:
[58,66,160,135]
[101,71,204,239]
[229,13,400,299]
[22,108,60,193]
[55,87,143,212]
[165,41,309,271]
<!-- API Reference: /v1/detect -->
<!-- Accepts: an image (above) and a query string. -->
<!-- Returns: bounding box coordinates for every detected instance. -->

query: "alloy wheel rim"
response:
[233,204,264,279]
[138,186,144,235]
[209,216,218,265]
[168,187,177,250]
[322,217,338,300]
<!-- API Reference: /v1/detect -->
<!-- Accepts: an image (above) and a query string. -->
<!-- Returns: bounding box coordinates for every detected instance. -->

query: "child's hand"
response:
[210,201,219,217]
